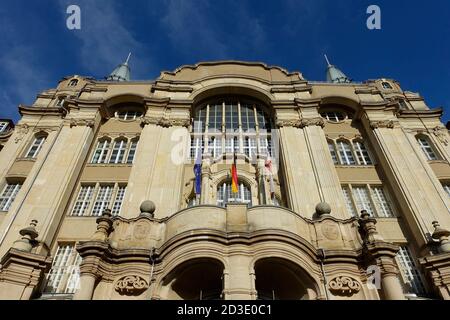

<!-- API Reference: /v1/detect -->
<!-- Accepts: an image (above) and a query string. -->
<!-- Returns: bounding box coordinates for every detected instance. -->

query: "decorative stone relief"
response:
[14,124,29,143]
[141,116,190,128]
[299,117,325,128]
[133,220,152,240]
[321,222,340,240]
[432,126,449,146]
[114,275,149,296]
[369,120,397,129]
[328,276,361,296]
[69,119,95,128]
[275,119,302,128]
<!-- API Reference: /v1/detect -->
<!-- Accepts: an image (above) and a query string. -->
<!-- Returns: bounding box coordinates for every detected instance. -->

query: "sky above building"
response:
[0,0,449,122]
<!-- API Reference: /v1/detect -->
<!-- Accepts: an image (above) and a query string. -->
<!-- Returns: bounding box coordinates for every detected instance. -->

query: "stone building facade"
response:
[0,60,449,300]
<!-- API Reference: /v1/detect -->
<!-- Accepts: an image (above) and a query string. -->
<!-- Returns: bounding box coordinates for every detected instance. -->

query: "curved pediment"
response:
[158,60,305,84]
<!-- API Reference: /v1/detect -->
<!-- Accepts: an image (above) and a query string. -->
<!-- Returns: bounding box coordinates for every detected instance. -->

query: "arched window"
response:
[25,135,46,159]
[116,111,143,120]
[382,82,393,90]
[68,79,78,87]
[191,98,273,160]
[417,136,438,160]
[337,140,356,165]
[353,141,373,165]
[217,181,252,207]
[91,138,111,164]
[126,138,139,164]
[109,139,128,164]
[327,140,339,165]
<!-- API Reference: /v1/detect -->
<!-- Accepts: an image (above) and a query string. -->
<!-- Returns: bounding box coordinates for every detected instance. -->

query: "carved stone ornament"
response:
[432,126,449,146]
[141,116,190,127]
[321,221,340,240]
[275,119,302,128]
[298,117,325,128]
[69,119,95,128]
[114,275,149,296]
[328,276,361,296]
[14,124,30,143]
[369,120,396,129]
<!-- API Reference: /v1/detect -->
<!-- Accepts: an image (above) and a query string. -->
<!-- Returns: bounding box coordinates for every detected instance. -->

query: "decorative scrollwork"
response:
[141,116,190,128]
[114,275,149,296]
[328,276,361,296]
[432,126,449,146]
[369,120,397,129]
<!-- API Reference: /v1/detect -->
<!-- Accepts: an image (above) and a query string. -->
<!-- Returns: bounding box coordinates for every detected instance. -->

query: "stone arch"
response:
[190,83,275,110]
[249,245,323,300]
[155,249,228,300]
[102,94,147,118]
[319,95,360,112]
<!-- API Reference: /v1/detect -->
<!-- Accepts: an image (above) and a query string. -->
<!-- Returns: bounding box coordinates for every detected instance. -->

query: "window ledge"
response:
[335,165,376,168]
[428,160,448,164]
[15,157,37,162]
[86,163,132,168]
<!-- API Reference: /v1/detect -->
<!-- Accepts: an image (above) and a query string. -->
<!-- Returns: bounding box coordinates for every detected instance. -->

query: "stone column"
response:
[73,210,113,300]
[256,158,268,205]
[200,157,211,205]
[0,119,96,258]
[302,121,348,219]
[364,120,450,249]
[223,254,255,300]
[359,211,406,300]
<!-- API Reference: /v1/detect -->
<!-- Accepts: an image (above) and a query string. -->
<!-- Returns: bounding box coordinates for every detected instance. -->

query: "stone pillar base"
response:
[0,248,52,300]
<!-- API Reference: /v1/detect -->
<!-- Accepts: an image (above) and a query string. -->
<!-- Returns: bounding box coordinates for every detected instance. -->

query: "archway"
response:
[254,258,318,300]
[160,258,224,300]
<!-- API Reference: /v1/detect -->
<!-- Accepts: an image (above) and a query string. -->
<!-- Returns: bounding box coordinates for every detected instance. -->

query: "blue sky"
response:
[0,0,449,122]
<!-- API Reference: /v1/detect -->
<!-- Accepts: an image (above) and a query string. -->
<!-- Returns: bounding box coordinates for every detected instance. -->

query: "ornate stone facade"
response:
[0,61,449,300]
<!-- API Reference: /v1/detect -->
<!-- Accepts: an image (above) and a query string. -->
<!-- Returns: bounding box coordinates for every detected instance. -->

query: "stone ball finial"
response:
[140,200,156,218]
[315,202,331,216]
[13,220,39,252]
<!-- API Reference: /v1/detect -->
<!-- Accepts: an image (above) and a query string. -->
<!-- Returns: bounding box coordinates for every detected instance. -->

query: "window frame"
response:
[0,122,8,133]
[341,184,396,218]
[190,98,273,161]
[0,182,22,212]
[116,111,143,121]
[416,135,439,161]
[69,183,127,217]
[25,135,47,159]
[68,79,79,87]
[395,246,427,296]
[216,180,252,207]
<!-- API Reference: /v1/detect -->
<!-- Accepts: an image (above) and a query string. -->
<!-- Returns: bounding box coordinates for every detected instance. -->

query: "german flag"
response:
[231,153,238,193]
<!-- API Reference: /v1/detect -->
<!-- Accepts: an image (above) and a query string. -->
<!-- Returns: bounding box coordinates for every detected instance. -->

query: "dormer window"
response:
[116,111,143,121]
[321,111,346,122]
[68,79,79,87]
[382,82,393,90]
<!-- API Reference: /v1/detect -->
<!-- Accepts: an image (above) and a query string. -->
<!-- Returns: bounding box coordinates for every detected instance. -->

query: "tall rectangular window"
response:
[126,140,138,164]
[417,137,438,161]
[71,185,95,216]
[26,136,46,159]
[92,185,113,216]
[371,187,394,217]
[328,142,339,165]
[342,186,357,217]
[353,141,373,165]
[112,185,127,216]
[190,136,204,160]
[91,140,110,164]
[337,141,356,165]
[0,183,22,211]
[342,184,395,218]
[396,246,426,296]
[45,244,82,294]
[109,140,127,164]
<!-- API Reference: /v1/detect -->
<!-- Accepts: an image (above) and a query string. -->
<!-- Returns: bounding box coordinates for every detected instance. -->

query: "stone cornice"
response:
[65,118,95,128]
[275,117,326,128]
[18,105,64,117]
[295,98,321,108]
[397,108,443,119]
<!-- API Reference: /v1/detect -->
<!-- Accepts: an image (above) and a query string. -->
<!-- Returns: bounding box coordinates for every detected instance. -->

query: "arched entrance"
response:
[254,258,318,300]
[159,258,224,300]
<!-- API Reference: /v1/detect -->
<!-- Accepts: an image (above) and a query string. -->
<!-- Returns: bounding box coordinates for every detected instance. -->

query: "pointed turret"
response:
[324,54,351,83]
[106,53,131,82]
